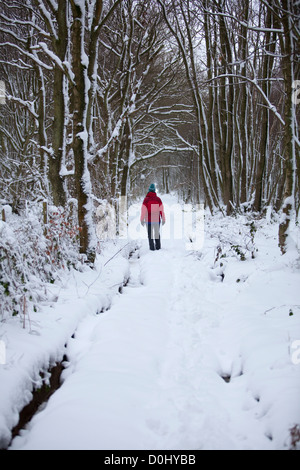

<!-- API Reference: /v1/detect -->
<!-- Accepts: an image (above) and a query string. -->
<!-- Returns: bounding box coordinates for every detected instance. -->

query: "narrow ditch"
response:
[221,374,231,383]
[3,357,67,450]
[4,246,141,450]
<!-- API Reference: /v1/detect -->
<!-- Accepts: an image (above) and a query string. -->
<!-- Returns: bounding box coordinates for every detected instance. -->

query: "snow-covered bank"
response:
[9,247,174,450]
[0,242,131,449]
[155,220,300,450]
[1,198,300,450]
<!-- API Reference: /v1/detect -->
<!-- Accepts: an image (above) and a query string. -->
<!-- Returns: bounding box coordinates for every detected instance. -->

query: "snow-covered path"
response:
[8,202,300,450]
[10,244,176,450]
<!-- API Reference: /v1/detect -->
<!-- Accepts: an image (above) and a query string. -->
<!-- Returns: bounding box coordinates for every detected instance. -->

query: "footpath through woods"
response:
[6,199,300,450]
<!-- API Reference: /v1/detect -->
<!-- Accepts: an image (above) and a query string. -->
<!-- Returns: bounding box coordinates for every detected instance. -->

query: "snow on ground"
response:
[0,243,130,449]
[1,195,300,450]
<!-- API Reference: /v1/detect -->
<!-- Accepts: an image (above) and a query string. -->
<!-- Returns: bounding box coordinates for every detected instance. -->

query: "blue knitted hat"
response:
[149,183,156,192]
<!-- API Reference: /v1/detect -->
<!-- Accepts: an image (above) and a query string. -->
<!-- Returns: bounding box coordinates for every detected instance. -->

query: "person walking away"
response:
[140,184,166,251]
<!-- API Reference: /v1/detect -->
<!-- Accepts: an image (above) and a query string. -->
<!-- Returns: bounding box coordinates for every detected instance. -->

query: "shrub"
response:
[0,202,81,321]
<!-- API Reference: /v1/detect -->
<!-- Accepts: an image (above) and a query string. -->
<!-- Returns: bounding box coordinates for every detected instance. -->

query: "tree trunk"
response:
[253,7,276,212]
[278,0,296,254]
[70,0,95,261]
[218,1,234,215]
[239,0,249,205]
[120,117,132,197]
[50,65,66,207]
[204,1,219,200]
[35,65,48,194]
[86,0,103,152]
[50,0,68,207]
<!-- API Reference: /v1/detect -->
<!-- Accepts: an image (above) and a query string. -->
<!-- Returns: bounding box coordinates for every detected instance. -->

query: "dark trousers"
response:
[147,223,161,250]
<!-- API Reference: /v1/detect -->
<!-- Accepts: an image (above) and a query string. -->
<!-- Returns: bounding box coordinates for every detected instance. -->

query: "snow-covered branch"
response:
[131,146,193,168]
[6,95,39,119]
[0,42,53,70]
[207,73,285,127]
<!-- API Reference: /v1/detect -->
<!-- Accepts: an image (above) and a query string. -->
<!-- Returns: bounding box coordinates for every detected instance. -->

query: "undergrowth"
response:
[0,202,82,321]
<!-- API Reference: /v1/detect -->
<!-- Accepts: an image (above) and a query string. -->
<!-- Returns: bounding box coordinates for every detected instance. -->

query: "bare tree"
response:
[277,0,299,253]
[1,0,299,258]
[158,0,218,211]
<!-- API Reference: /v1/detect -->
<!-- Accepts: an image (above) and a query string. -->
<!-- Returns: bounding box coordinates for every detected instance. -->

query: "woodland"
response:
[1,1,300,451]
[0,0,299,259]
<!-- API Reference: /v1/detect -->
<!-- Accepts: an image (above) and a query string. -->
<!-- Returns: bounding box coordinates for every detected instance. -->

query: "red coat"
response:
[140,192,166,224]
